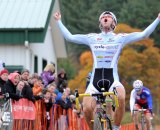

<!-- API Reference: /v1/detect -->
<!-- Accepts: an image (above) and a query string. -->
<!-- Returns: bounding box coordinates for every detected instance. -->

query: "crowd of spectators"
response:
[0,63,76,130]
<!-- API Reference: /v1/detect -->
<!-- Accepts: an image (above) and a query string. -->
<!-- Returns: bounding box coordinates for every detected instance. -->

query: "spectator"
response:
[21,83,36,102]
[4,72,21,101]
[56,92,72,110]
[56,69,68,93]
[22,75,43,102]
[32,76,44,95]
[21,69,30,81]
[47,82,57,93]
[0,69,9,105]
[28,73,39,88]
[16,80,25,97]
[43,90,52,130]
[41,64,56,87]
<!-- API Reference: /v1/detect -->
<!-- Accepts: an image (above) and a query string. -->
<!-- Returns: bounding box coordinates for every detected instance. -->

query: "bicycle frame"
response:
[75,88,119,130]
[133,108,147,130]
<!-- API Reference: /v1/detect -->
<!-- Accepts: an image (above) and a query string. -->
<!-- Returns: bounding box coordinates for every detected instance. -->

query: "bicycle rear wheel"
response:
[94,114,103,130]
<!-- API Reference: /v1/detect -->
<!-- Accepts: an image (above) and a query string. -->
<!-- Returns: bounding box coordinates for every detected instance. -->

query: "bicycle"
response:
[133,108,153,130]
[74,88,119,130]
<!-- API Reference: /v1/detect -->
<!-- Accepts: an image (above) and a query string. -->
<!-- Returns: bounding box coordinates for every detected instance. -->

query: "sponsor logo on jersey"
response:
[97,37,102,41]
[98,60,111,63]
[93,44,119,50]
[108,38,114,42]
[104,56,113,58]
[97,56,103,58]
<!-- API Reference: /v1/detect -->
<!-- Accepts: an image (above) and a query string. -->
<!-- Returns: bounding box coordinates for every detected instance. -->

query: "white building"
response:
[0,0,67,74]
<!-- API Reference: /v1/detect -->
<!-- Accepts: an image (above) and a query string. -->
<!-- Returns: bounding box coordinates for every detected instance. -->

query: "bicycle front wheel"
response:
[141,117,145,130]
[94,114,103,130]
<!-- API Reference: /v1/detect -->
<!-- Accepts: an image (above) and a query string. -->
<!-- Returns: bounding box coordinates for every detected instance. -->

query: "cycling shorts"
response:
[134,104,150,114]
[93,68,114,92]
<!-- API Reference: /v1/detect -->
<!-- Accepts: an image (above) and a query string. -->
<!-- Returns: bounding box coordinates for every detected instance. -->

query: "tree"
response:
[119,0,160,47]
[68,51,93,93]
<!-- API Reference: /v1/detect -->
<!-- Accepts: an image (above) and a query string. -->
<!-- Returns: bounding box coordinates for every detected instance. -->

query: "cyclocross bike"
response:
[133,108,153,130]
[75,87,119,130]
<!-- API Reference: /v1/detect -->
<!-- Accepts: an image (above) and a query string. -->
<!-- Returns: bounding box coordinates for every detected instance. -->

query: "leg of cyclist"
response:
[132,104,141,130]
[132,113,139,130]
[112,86,125,130]
[106,101,114,119]
[145,112,152,130]
[83,96,96,130]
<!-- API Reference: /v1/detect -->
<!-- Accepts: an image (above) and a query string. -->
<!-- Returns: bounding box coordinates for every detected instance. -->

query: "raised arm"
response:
[124,13,160,45]
[54,12,89,45]
[130,90,136,114]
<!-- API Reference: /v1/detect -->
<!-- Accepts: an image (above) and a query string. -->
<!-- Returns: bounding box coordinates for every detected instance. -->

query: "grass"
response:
[121,111,160,125]
[121,111,133,124]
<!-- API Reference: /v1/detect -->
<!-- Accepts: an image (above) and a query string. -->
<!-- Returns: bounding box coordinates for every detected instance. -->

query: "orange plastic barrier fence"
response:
[50,105,90,130]
[12,99,90,130]
[13,120,34,130]
[120,123,135,130]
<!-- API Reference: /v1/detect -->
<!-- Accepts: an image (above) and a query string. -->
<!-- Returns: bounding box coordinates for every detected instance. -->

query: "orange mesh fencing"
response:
[49,105,90,130]
[13,120,34,130]
[12,99,90,130]
[34,100,47,130]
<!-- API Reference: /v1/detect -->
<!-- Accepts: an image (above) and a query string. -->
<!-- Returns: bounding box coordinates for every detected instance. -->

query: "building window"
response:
[34,56,38,73]
[42,59,47,71]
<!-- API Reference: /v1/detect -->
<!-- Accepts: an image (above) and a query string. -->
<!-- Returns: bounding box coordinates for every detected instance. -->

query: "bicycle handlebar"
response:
[74,89,119,111]
[133,109,147,112]
[78,92,115,97]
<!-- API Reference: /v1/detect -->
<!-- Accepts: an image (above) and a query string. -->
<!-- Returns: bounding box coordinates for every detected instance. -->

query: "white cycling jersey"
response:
[57,18,160,94]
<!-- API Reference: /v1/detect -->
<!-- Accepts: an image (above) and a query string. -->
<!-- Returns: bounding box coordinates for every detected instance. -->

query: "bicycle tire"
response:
[106,116,112,130]
[94,114,103,130]
[141,116,145,130]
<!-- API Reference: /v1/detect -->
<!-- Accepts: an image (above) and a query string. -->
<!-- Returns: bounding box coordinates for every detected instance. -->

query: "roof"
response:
[0,0,55,43]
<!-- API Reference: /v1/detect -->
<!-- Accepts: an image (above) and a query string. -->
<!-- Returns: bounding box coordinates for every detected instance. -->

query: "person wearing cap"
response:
[0,69,9,105]
[54,11,160,130]
[130,80,153,130]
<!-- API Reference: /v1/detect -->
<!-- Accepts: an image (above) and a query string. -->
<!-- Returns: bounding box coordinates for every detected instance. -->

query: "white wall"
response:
[0,45,26,66]
[30,26,57,74]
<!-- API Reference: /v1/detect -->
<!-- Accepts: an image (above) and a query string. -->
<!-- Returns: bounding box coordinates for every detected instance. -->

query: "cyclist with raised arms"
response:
[54,11,160,130]
[130,80,153,130]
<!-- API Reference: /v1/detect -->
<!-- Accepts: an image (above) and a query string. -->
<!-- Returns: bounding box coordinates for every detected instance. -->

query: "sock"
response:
[113,125,120,130]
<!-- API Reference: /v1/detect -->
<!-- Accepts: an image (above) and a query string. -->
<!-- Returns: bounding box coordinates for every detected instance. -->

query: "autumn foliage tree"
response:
[68,23,160,108]
[68,51,93,93]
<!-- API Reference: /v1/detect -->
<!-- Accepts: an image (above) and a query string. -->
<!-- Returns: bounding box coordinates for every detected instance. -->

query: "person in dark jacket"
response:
[56,69,68,93]
[4,72,21,101]
[43,90,53,130]
[0,69,9,105]
[56,92,72,110]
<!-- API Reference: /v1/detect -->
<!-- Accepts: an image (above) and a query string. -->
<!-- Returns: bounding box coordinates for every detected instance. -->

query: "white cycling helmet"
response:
[133,80,143,91]
[99,11,117,25]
